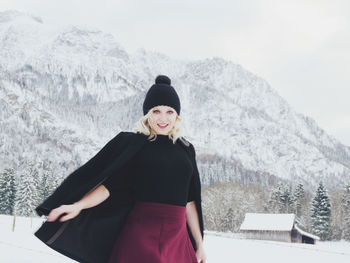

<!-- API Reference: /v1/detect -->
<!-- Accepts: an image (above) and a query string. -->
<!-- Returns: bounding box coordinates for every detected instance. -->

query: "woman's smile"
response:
[158,124,168,129]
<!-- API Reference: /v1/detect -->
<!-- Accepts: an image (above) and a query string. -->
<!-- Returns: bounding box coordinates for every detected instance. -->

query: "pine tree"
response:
[15,162,41,217]
[280,187,296,213]
[311,181,331,240]
[267,183,283,213]
[341,184,350,241]
[267,183,296,213]
[220,207,234,232]
[0,168,17,215]
[39,171,55,201]
[294,183,305,217]
[38,162,63,203]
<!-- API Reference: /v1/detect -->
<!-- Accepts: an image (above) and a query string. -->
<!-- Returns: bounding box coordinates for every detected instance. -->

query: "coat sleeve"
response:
[101,176,116,197]
[187,174,196,202]
[35,131,130,217]
[185,142,204,251]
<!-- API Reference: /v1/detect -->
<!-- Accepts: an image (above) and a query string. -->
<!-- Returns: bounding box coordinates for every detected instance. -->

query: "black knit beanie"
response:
[142,75,181,116]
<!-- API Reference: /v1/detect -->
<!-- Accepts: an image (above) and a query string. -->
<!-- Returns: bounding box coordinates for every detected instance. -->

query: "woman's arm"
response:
[75,185,110,210]
[185,201,203,247]
[186,201,207,262]
[47,185,110,222]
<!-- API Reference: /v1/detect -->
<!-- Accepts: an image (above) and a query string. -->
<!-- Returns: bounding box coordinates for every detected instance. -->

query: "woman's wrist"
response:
[196,240,203,247]
[73,201,85,211]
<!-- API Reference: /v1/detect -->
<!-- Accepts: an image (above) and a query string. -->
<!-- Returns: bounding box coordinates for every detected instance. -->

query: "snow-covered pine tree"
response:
[220,207,234,232]
[38,161,65,203]
[39,170,57,202]
[341,184,350,241]
[311,181,331,240]
[29,162,43,209]
[267,183,283,213]
[0,168,17,215]
[15,162,41,217]
[293,183,310,229]
[280,186,296,213]
[294,183,305,217]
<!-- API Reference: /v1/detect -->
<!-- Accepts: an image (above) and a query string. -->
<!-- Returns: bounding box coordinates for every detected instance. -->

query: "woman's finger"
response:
[47,211,60,222]
[59,214,71,222]
[48,207,65,221]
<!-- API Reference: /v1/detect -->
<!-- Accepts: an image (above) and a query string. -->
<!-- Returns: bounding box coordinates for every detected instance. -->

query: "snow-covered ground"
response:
[0,215,73,262]
[1,215,350,263]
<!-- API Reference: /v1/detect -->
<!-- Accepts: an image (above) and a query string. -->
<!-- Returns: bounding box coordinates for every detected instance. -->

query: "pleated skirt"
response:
[107,201,198,263]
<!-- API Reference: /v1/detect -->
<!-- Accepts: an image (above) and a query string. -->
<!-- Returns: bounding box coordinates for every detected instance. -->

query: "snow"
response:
[1,215,350,263]
[240,213,295,231]
[205,231,350,263]
[0,215,73,262]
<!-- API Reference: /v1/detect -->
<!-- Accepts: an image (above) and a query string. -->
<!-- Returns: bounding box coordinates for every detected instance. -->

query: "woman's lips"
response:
[157,124,168,129]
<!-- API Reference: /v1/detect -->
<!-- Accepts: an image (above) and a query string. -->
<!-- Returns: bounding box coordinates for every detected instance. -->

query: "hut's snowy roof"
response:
[240,213,295,231]
[294,224,320,240]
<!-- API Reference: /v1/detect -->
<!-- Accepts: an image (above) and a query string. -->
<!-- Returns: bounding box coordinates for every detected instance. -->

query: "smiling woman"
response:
[132,105,185,145]
[132,76,188,145]
[35,75,206,263]
[148,105,177,133]
[103,75,206,262]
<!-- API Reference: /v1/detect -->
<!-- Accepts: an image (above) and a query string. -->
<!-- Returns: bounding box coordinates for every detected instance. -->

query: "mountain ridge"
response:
[0,10,349,191]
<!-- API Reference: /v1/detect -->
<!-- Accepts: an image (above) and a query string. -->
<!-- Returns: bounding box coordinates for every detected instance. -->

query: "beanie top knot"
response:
[155,75,171,85]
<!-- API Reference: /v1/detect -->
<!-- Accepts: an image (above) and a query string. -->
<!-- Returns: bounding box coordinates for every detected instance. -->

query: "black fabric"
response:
[33,131,203,263]
[102,134,195,206]
[142,75,181,115]
[187,175,196,202]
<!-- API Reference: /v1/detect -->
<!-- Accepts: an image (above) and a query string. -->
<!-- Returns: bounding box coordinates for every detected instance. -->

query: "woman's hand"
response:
[195,243,207,263]
[46,185,109,222]
[47,203,83,222]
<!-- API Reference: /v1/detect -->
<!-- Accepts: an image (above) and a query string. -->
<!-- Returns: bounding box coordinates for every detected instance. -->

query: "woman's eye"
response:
[153,110,173,114]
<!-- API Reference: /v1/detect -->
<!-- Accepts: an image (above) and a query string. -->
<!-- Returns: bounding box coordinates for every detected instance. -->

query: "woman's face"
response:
[148,105,178,135]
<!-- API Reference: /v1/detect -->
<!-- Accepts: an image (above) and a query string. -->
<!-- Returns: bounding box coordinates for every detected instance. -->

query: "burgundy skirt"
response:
[107,201,198,263]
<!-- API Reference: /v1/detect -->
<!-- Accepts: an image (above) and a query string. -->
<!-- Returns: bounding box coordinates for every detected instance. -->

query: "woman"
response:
[44,75,207,263]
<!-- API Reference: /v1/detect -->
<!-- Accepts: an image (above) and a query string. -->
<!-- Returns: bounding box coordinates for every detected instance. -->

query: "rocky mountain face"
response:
[1,10,349,191]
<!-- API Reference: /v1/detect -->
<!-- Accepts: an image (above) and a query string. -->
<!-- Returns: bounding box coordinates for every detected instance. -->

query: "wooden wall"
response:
[241,230,292,242]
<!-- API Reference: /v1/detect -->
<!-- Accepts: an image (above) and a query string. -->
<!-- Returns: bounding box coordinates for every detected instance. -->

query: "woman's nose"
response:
[159,113,168,120]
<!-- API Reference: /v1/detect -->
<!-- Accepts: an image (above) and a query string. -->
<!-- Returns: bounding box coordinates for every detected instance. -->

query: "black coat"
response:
[34,131,204,263]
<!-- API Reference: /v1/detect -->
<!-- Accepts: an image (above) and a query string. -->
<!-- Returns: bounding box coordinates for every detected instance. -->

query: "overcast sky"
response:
[2,0,350,145]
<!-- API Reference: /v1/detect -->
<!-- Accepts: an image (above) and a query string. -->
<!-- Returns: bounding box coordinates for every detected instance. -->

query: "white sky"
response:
[1,0,350,145]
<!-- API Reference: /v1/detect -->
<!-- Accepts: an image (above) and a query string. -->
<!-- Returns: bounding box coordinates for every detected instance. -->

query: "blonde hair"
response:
[132,108,190,146]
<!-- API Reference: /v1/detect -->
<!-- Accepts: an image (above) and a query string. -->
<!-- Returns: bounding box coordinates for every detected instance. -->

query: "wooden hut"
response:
[239,213,320,244]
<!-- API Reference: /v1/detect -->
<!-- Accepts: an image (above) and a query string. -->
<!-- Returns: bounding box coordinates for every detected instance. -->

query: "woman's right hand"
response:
[47,203,83,222]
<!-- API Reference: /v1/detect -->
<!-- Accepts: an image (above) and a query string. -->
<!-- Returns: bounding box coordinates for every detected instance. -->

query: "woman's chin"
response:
[157,131,168,135]
[154,128,169,135]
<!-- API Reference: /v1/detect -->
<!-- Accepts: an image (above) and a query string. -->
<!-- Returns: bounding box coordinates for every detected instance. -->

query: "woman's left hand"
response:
[195,243,207,263]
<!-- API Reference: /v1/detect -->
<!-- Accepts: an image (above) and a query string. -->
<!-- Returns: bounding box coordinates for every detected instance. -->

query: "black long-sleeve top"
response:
[101,134,196,207]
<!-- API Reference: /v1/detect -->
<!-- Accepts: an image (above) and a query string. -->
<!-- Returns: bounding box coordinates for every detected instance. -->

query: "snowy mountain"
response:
[1,10,349,191]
